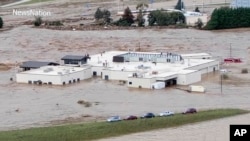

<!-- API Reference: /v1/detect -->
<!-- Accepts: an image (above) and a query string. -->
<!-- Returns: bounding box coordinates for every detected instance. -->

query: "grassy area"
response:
[21,0,53,5]
[0,109,248,141]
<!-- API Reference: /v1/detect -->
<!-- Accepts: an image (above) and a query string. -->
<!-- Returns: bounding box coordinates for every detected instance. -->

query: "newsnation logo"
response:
[230,125,250,141]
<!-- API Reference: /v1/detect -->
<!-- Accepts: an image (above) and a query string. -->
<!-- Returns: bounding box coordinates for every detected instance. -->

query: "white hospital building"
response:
[16,51,219,89]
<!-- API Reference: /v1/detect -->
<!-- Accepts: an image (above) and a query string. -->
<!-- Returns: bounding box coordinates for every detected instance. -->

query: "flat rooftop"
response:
[19,65,90,76]
[88,51,218,79]
[88,51,216,71]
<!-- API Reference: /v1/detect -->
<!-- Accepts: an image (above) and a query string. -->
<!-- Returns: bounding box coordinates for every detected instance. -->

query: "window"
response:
[129,82,132,85]
[139,57,143,61]
[77,78,80,82]
[28,80,32,84]
[105,75,109,80]
[63,82,66,85]
[69,80,72,84]
[73,79,76,83]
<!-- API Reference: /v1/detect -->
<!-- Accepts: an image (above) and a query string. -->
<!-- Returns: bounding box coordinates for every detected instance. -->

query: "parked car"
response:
[159,111,174,117]
[182,108,197,114]
[124,115,138,120]
[141,113,155,118]
[107,116,121,122]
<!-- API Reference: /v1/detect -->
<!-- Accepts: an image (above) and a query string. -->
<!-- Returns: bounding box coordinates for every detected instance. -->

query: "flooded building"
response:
[16,65,92,85]
[16,51,219,88]
[87,51,219,89]
[20,61,59,71]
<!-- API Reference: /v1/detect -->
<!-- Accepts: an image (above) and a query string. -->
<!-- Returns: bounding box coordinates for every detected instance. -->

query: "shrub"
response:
[241,68,248,74]
[222,74,229,79]
[114,18,131,26]
[148,10,185,26]
[0,17,3,28]
[195,18,204,29]
[94,8,112,25]
[45,21,63,26]
[77,100,92,107]
[34,16,42,26]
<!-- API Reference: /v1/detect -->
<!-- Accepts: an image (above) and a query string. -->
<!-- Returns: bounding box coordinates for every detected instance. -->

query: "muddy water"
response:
[0,26,249,63]
[1,26,250,131]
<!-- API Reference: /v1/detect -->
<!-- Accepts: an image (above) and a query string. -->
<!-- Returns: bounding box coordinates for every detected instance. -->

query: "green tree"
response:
[94,8,103,21]
[34,16,42,26]
[148,10,185,26]
[115,7,134,26]
[148,11,158,26]
[174,0,184,11]
[169,12,185,24]
[205,7,250,30]
[102,9,112,24]
[94,8,112,25]
[0,17,3,28]
[136,3,149,27]
[122,7,134,25]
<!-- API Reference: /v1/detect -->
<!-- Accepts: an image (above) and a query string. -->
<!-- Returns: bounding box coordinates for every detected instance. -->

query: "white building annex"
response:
[87,51,219,89]
[16,55,92,85]
[16,51,219,89]
[16,65,92,85]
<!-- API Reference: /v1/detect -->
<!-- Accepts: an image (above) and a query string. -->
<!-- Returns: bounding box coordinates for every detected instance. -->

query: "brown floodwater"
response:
[0,25,250,131]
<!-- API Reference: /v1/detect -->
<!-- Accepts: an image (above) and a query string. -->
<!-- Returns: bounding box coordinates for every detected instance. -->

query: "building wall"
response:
[127,77,156,89]
[60,68,92,84]
[16,68,92,85]
[91,66,104,76]
[185,15,208,26]
[102,70,134,81]
[16,73,63,85]
[186,60,219,74]
[177,71,201,85]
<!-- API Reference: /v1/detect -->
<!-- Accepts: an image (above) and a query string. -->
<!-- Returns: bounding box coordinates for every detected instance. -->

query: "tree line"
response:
[96,6,185,27]
[205,7,250,30]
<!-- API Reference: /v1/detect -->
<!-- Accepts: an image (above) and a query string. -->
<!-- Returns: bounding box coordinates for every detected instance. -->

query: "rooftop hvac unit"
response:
[43,68,53,73]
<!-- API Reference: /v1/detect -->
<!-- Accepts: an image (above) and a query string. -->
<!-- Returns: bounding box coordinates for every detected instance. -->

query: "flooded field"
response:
[0,0,250,140]
[1,26,250,132]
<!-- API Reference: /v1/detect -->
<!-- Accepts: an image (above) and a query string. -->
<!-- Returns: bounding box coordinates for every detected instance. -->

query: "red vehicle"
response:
[224,58,242,63]
[124,115,138,120]
[182,108,197,114]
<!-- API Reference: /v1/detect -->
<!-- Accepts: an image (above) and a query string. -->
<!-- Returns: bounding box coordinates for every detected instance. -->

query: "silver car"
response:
[159,111,174,117]
[107,116,122,122]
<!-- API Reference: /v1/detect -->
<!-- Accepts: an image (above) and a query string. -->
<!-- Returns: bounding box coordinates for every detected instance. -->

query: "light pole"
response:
[181,0,183,10]
[202,0,204,13]
[230,43,232,58]
[220,72,223,94]
[193,0,195,10]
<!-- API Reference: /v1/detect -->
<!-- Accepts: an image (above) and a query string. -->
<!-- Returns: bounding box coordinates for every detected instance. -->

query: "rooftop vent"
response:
[43,67,53,73]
